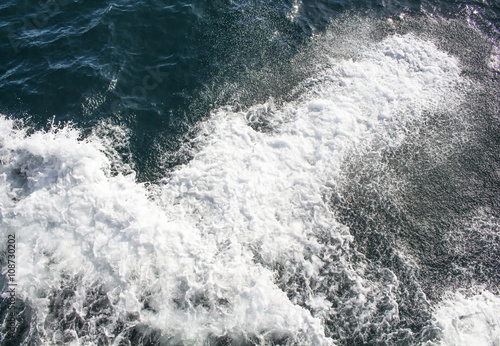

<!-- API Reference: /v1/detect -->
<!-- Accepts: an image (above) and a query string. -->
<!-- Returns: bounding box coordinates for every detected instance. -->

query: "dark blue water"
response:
[1,0,499,345]
[4,0,495,181]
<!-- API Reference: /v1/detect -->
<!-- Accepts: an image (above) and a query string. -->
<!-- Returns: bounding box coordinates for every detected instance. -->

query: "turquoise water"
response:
[0,0,499,344]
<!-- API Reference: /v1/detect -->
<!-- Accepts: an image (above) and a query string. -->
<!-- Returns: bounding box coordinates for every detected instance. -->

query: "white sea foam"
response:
[425,291,500,346]
[0,33,491,345]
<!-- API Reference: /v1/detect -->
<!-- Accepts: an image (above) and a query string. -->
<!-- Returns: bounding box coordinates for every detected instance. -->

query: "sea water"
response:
[0,1,499,345]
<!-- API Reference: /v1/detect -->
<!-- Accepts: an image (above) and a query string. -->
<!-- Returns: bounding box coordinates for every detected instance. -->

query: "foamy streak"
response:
[426,292,500,346]
[0,34,490,344]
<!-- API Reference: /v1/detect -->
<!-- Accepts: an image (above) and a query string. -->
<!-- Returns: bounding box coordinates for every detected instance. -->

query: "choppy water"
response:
[0,0,499,345]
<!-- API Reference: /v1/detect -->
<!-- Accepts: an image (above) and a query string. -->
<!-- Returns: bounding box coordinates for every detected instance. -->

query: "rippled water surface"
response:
[0,0,499,345]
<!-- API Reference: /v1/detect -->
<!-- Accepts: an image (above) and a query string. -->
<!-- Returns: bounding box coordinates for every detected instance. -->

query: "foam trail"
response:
[1,33,491,344]
[424,292,500,346]
[156,33,465,343]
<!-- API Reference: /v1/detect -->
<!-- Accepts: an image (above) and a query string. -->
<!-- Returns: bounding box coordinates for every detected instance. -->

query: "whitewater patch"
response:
[1,33,497,344]
[424,291,500,346]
